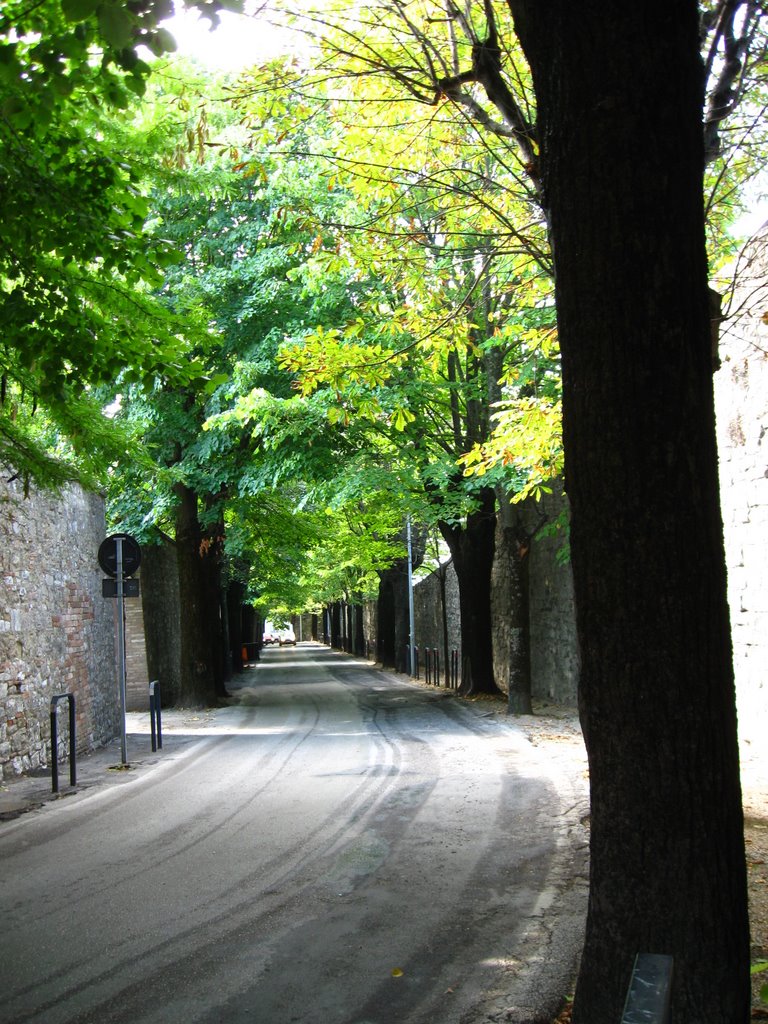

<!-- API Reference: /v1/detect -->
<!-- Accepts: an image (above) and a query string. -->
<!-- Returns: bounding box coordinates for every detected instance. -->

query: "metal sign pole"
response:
[116,537,128,764]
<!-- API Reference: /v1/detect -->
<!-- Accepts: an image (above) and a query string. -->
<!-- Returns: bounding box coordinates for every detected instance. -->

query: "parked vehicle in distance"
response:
[262,621,280,645]
[263,620,296,646]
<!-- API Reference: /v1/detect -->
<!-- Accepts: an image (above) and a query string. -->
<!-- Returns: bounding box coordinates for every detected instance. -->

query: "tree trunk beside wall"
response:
[440,488,497,694]
[511,4,750,1019]
[174,483,218,708]
[140,540,181,707]
[491,508,532,714]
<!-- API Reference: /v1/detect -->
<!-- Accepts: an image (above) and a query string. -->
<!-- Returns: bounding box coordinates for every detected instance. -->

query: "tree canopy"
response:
[0,0,243,486]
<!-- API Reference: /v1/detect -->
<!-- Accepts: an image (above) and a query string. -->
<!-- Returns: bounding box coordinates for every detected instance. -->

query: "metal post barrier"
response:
[50,693,76,794]
[149,680,162,752]
[414,645,419,679]
[433,648,440,687]
[620,954,673,1024]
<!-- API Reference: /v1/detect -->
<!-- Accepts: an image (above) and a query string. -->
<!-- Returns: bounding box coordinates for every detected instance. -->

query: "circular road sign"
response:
[98,534,141,578]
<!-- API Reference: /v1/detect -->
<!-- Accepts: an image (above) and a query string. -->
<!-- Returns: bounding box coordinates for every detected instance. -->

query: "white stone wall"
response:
[0,478,118,778]
[715,232,768,745]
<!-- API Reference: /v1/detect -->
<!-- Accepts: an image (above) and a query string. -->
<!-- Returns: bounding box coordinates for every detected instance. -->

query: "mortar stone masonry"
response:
[0,478,118,780]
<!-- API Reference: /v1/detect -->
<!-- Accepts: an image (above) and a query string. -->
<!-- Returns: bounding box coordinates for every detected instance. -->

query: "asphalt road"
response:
[0,644,588,1024]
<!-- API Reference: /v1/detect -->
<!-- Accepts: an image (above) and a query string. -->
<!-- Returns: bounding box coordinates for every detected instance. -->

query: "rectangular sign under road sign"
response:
[102,578,140,598]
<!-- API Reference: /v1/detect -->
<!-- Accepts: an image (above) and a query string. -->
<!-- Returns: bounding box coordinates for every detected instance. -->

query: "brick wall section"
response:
[124,571,149,712]
[0,478,118,779]
[715,232,768,744]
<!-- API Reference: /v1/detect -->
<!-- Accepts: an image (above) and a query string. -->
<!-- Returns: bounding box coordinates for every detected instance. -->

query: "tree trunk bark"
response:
[439,487,497,695]
[353,593,365,655]
[377,573,396,667]
[227,581,245,674]
[140,539,181,705]
[174,483,218,708]
[330,601,342,649]
[199,512,229,698]
[492,509,533,714]
[345,601,353,653]
[509,4,750,1021]
[377,559,410,671]
[438,560,450,688]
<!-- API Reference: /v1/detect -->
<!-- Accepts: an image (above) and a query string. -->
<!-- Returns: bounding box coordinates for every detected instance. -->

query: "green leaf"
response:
[203,373,230,395]
[154,27,178,54]
[61,0,100,22]
[98,5,134,49]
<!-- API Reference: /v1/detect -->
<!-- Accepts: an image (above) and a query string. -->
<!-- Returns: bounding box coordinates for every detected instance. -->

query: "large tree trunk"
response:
[174,483,218,708]
[439,487,497,695]
[200,510,229,698]
[376,563,408,670]
[227,580,245,674]
[492,507,532,714]
[352,593,365,655]
[510,4,750,1021]
[438,560,450,686]
[330,601,342,649]
[140,539,181,705]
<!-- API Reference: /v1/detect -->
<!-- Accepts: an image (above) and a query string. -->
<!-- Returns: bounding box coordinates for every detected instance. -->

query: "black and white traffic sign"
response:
[98,533,141,578]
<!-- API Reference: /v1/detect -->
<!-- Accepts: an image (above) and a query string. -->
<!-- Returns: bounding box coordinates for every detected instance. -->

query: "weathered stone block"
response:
[0,478,119,779]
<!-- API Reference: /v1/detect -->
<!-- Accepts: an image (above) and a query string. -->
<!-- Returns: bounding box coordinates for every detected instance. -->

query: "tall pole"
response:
[116,537,128,764]
[406,518,416,677]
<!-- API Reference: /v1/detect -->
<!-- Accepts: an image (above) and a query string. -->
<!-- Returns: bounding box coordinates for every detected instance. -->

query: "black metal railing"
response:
[413,648,460,688]
[149,680,163,753]
[424,648,440,686]
[449,649,459,689]
[50,693,76,794]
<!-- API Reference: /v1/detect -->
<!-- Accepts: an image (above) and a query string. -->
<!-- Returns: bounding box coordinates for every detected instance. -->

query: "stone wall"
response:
[412,563,461,683]
[412,517,578,704]
[715,232,768,744]
[522,490,579,704]
[0,478,118,779]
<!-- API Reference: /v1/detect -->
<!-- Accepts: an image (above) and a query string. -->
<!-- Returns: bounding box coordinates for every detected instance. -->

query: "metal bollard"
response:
[149,680,162,752]
[50,693,76,794]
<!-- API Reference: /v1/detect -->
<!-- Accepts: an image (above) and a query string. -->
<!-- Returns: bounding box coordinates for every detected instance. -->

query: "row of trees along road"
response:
[3,1,768,1021]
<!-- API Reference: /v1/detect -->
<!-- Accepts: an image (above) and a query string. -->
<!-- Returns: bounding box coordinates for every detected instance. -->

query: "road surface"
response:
[0,644,587,1024]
